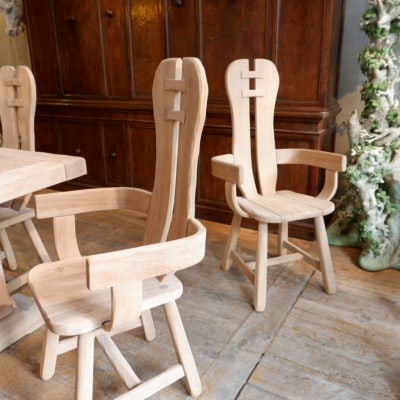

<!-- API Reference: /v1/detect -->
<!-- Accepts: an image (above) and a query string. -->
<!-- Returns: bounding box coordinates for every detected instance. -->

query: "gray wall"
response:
[335,0,369,153]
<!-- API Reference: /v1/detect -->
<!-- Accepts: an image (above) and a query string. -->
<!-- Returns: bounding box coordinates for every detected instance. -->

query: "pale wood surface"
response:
[0,146,86,349]
[1,210,399,399]
[211,59,347,312]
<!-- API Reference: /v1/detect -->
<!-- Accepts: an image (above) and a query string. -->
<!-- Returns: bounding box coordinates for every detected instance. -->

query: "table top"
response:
[0,147,87,321]
[0,148,87,203]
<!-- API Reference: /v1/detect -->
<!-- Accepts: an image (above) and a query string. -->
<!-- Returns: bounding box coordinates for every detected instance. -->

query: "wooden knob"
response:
[109,152,117,158]
[105,9,114,17]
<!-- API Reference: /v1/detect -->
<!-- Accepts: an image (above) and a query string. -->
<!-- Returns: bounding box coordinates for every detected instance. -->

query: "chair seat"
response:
[29,257,183,337]
[0,206,35,228]
[238,190,334,223]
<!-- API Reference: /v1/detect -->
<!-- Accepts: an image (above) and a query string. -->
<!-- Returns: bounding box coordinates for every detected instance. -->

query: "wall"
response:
[0,12,30,67]
[335,0,369,154]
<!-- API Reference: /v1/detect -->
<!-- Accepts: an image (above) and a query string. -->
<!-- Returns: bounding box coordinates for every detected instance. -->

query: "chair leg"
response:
[163,301,201,397]
[23,219,51,263]
[277,222,288,256]
[0,228,17,271]
[254,223,268,312]
[222,213,241,271]
[140,310,156,341]
[75,332,95,400]
[314,216,336,294]
[40,328,60,380]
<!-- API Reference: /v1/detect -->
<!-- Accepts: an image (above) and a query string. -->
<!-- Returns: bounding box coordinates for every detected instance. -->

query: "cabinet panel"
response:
[53,0,105,96]
[202,0,268,98]
[24,0,60,96]
[100,0,132,98]
[167,0,199,57]
[102,122,131,186]
[57,120,104,185]
[34,117,60,154]
[129,123,156,191]
[274,0,325,103]
[131,0,166,95]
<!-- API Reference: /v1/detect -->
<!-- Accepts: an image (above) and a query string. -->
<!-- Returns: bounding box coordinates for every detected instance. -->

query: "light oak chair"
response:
[0,65,50,273]
[211,59,346,312]
[28,57,208,400]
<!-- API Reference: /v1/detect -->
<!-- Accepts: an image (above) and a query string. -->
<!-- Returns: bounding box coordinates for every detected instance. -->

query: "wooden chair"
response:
[28,57,208,400]
[0,65,50,273]
[211,59,346,312]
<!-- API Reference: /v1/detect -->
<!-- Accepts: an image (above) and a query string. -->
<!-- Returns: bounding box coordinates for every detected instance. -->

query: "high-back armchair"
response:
[28,57,208,400]
[212,59,346,312]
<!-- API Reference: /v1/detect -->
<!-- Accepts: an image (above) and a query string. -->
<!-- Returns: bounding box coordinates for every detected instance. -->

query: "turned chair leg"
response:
[277,222,288,256]
[254,223,269,312]
[40,328,60,380]
[222,213,241,271]
[75,332,95,400]
[314,215,336,294]
[164,301,201,397]
[140,309,156,341]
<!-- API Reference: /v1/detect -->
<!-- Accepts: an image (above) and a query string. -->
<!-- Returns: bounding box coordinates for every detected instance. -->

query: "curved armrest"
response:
[34,187,152,219]
[211,154,244,184]
[276,148,346,172]
[87,218,206,289]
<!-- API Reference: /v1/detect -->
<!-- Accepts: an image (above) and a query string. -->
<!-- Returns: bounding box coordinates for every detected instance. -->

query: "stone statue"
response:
[327,0,400,270]
[0,0,23,36]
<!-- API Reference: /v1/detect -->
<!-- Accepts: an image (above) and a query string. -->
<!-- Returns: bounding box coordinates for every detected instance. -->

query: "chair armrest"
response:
[276,148,346,172]
[34,187,152,219]
[87,218,206,289]
[211,154,244,184]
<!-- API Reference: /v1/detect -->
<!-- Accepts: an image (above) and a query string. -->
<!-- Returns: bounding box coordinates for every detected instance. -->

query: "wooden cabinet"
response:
[24,0,344,238]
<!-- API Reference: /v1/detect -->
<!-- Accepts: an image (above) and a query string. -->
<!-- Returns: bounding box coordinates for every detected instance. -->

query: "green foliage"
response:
[359,220,381,255]
[376,188,397,213]
[391,18,400,33]
[386,109,400,126]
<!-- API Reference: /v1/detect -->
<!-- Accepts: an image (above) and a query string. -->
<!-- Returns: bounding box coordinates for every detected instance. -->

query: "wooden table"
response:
[0,148,86,351]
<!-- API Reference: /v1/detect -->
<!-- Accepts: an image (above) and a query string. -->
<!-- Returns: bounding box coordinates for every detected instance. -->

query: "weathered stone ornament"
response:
[0,0,23,36]
[328,0,400,270]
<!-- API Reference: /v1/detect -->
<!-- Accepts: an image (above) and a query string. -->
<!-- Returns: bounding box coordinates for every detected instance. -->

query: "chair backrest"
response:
[0,65,36,151]
[225,58,279,197]
[143,57,208,244]
[0,65,36,209]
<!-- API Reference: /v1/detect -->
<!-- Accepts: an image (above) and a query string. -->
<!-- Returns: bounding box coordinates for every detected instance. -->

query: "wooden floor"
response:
[0,197,400,399]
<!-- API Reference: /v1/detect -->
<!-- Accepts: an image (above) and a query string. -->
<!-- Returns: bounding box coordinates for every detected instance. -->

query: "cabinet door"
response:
[34,117,61,154]
[202,0,268,99]
[129,123,156,191]
[53,0,105,96]
[102,122,131,186]
[100,0,132,98]
[131,0,166,95]
[57,120,105,186]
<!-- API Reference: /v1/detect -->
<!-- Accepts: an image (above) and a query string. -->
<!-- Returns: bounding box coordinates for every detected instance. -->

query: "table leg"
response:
[0,259,15,319]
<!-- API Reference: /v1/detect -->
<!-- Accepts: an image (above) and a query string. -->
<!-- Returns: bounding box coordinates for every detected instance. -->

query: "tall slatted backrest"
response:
[168,58,208,240]
[225,59,280,197]
[143,58,208,244]
[142,58,183,245]
[0,66,36,209]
